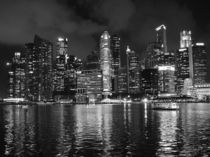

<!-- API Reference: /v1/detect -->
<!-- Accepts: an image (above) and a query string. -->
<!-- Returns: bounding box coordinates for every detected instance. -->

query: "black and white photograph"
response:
[0,0,210,156]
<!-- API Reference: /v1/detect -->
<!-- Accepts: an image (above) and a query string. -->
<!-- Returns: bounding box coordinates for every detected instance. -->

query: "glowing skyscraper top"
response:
[180,30,192,48]
[155,24,167,54]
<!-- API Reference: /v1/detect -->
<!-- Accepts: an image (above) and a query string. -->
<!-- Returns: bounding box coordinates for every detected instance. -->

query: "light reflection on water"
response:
[0,103,210,156]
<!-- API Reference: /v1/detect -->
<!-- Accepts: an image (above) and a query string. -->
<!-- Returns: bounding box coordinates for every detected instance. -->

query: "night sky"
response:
[0,0,210,97]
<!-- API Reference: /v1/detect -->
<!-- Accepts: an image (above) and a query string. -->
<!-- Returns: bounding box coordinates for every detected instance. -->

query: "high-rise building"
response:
[8,52,26,98]
[180,30,192,48]
[117,67,127,94]
[126,46,140,94]
[53,37,68,99]
[193,42,208,84]
[175,48,190,94]
[176,30,194,95]
[158,52,176,93]
[76,52,102,103]
[141,69,158,96]
[145,42,162,69]
[25,35,53,101]
[158,65,176,93]
[155,24,167,54]
[100,31,112,97]
[111,35,121,94]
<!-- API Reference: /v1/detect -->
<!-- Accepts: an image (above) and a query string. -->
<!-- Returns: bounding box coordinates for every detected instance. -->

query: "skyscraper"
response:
[180,30,192,48]
[76,51,102,103]
[126,46,140,95]
[176,48,190,94]
[117,67,128,95]
[158,52,176,93]
[25,35,53,101]
[193,42,208,84]
[156,24,167,54]
[111,35,121,94]
[8,52,26,98]
[100,31,112,97]
[141,69,158,96]
[176,30,193,95]
[53,37,68,99]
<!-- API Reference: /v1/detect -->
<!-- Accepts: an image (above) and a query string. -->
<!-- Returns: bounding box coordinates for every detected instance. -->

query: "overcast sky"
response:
[0,0,210,97]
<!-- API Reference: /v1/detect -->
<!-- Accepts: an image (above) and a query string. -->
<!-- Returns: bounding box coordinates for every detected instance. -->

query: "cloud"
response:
[0,0,103,44]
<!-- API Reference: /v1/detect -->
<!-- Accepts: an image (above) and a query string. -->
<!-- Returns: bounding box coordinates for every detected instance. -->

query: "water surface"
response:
[0,103,210,156]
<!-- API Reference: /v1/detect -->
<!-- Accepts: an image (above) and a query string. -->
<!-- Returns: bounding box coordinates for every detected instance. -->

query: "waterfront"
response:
[0,103,210,156]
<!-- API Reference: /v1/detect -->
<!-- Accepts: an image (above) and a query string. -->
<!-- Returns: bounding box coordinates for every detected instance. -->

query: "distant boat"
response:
[101,98,132,104]
[151,102,179,110]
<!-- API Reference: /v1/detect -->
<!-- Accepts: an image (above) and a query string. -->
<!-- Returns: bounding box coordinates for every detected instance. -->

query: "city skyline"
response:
[1,0,210,97]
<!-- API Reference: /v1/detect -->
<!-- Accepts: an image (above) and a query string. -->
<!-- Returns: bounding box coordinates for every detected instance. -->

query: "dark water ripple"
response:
[0,103,210,156]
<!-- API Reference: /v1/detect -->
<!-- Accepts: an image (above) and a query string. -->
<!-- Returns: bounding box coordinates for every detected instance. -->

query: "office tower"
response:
[176,30,194,95]
[144,42,162,69]
[76,52,102,103]
[111,35,121,94]
[65,55,82,98]
[193,42,208,84]
[117,67,128,95]
[155,24,167,54]
[176,48,190,94]
[25,35,53,101]
[8,52,26,98]
[180,30,192,48]
[126,46,140,95]
[141,69,158,96]
[53,37,68,99]
[100,31,112,97]
[158,52,176,93]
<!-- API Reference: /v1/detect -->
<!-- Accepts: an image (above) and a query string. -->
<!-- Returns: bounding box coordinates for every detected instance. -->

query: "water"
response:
[0,103,210,156]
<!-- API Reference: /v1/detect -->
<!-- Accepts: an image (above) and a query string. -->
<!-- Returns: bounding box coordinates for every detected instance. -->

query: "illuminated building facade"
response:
[141,69,158,96]
[126,46,140,94]
[175,30,195,95]
[158,52,176,93]
[100,31,112,97]
[76,51,102,103]
[117,67,127,94]
[8,52,26,98]
[176,48,190,94]
[65,55,82,97]
[25,35,53,101]
[111,35,121,94]
[76,70,102,103]
[180,30,192,48]
[53,37,68,99]
[145,42,162,69]
[158,65,176,93]
[192,43,207,84]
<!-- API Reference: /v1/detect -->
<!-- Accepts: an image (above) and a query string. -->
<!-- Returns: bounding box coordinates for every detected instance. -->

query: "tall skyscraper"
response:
[8,52,26,98]
[158,52,176,93]
[126,46,140,95]
[76,51,102,103]
[155,24,167,54]
[100,31,112,97]
[176,48,190,94]
[193,42,208,84]
[111,35,121,94]
[176,30,194,95]
[25,35,53,101]
[53,37,68,99]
